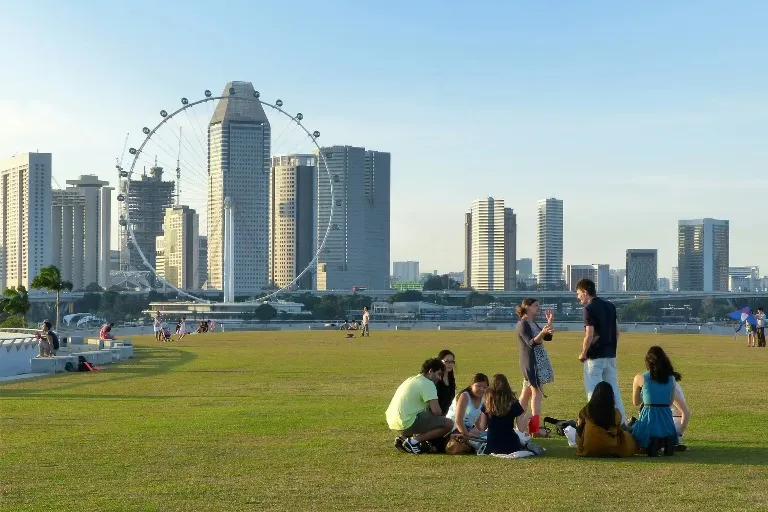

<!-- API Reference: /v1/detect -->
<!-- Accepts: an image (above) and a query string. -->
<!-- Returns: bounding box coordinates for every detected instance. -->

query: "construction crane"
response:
[115,132,129,178]
[175,127,182,206]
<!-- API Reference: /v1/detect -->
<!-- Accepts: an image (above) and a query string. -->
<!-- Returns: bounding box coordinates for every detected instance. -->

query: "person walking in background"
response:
[576,278,627,424]
[361,306,370,337]
[516,298,555,437]
[756,307,766,348]
[177,318,188,341]
[154,316,163,342]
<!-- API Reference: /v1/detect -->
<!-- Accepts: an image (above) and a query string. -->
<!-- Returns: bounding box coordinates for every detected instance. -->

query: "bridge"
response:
[28,289,768,305]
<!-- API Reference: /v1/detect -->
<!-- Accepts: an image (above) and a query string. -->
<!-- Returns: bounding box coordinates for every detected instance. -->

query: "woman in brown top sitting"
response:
[576,381,637,457]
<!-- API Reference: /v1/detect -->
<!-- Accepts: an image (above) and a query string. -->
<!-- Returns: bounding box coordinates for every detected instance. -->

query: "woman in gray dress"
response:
[516,298,555,436]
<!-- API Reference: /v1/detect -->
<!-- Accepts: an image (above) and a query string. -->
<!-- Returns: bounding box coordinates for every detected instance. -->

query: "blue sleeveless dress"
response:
[631,371,679,449]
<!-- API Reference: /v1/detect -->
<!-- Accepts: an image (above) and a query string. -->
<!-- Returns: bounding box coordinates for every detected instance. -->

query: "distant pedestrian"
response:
[153,316,163,342]
[361,306,370,337]
[177,318,188,341]
[576,278,627,424]
[757,307,766,347]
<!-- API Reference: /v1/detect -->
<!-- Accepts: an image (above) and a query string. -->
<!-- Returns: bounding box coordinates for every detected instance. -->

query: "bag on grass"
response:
[446,435,476,455]
[64,362,77,372]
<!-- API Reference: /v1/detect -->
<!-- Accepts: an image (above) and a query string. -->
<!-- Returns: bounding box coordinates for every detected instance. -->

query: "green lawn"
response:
[1,330,767,511]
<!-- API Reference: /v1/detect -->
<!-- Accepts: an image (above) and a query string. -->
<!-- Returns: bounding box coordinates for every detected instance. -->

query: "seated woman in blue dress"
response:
[631,346,680,456]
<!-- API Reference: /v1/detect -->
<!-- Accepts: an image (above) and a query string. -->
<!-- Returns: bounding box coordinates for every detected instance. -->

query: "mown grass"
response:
[1,330,767,511]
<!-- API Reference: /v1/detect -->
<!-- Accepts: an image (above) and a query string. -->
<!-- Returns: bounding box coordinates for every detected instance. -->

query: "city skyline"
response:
[3,3,768,278]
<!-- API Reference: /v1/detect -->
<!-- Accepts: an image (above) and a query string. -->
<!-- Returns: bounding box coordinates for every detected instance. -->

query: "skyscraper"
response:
[119,162,175,272]
[678,218,729,292]
[269,154,315,290]
[0,153,52,290]
[393,261,420,283]
[516,258,533,279]
[314,146,390,290]
[198,235,208,289]
[566,265,598,292]
[208,81,271,295]
[162,205,199,290]
[536,198,563,291]
[595,264,611,293]
[626,249,658,291]
[52,175,112,289]
[464,197,516,292]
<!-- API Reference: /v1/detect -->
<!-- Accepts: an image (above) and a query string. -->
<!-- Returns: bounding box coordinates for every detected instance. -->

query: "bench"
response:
[30,355,76,373]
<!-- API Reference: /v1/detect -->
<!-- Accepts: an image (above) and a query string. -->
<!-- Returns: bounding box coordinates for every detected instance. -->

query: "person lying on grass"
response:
[576,381,638,457]
[386,358,454,455]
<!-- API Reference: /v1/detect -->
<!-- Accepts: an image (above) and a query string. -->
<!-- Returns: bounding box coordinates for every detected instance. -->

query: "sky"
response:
[2,0,768,279]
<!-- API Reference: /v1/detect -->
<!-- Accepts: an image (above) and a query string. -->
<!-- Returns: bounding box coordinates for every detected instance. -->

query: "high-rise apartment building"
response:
[464,197,516,292]
[610,269,626,291]
[208,81,271,295]
[314,146,390,290]
[626,249,658,291]
[198,235,208,289]
[393,261,420,283]
[269,154,315,290]
[155,235,165,280]
[0,153,52,290]
[119,162,175,272]
[671,267,679,292]
[595,264,611,292]
[678,218,729,292]
[536,198,563,291]
[566,265,597,292]
[52,175,112,289]
[162,205,199,290]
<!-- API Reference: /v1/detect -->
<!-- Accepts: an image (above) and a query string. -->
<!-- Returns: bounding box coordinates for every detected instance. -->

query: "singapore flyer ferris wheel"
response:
[116,81,333,303]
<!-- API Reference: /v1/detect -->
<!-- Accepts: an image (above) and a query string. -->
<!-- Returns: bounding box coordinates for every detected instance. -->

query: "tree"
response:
[389,290,425,303]
[1,286,31,325]
[84,282,104,293]
[254,303,277,323]
[423,274,461,291]
[31,265,73,331]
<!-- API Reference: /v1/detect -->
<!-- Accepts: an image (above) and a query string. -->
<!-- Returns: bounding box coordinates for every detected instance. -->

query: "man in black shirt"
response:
[576,278,626,423]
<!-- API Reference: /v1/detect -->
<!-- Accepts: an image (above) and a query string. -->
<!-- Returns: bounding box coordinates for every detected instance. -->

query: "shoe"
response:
[675,444,687,452]
[394,436,407,453]
[647,438,660,457]
[403,438,423,454]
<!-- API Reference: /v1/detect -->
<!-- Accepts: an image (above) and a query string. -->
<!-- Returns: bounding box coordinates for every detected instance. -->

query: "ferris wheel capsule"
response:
[204,89,212,97]
[181,97,189,105]
[160,110,168,117]
[142,127,150,135]
[129,148,137,155]
[119,218,127,227]
[296,113,303,121]
[229,87,236,95]
[117,194,126,201]
[253,91,260,99]
[276,99,283,107]
[313,131,320,138]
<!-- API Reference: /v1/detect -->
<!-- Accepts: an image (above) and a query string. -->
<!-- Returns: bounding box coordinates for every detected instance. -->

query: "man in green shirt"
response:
[386,358,454,454]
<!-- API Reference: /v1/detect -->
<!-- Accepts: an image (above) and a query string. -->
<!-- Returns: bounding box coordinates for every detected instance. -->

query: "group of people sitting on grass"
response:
[385,279,692,458]
[386,345,690,457]
[152,316,217,342]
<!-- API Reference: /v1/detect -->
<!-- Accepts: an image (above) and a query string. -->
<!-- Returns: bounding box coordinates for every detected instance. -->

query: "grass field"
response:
[1,330,767,511]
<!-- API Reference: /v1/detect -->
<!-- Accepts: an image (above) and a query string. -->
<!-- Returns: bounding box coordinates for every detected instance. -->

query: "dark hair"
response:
[458,373,489,399]
[483,373,517,416]
[576,279,596,297]
[437,349,456,388]
[645,346,681,384]
[516,298,538,319]
[587,381,617,430]
[421,358,446,376]
[759,307,765,313]
[42,321,52,331]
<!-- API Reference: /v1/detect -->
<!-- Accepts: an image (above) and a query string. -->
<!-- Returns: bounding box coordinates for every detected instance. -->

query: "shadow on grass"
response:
[540,444,768,465]
[0,346,196,396]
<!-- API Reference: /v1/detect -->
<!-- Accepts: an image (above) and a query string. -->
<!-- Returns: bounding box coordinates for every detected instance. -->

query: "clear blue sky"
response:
[2,1,767,278]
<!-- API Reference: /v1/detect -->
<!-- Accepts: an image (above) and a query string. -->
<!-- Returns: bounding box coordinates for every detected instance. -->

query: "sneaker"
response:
[394,436,407,453]
[675,444,688,452]
[403,438,424,454]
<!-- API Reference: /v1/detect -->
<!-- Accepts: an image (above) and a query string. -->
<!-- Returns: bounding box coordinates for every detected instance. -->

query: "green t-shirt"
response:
[385,374,438,431]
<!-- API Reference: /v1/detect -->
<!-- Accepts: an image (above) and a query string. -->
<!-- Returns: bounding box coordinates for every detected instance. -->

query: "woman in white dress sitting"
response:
[447,373,490,436]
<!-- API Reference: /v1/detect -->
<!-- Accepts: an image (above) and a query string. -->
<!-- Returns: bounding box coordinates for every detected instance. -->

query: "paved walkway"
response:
[0,373,47,383]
